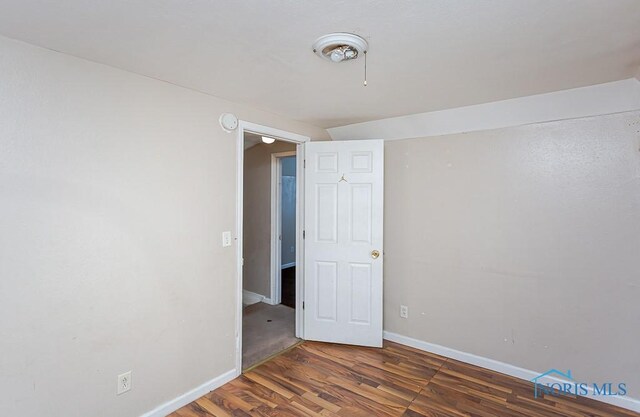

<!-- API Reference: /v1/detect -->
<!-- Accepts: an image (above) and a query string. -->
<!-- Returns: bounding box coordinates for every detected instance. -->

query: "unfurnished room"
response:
[1,1,639,417]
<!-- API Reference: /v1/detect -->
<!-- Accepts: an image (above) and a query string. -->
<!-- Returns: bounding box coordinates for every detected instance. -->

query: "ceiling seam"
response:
[0,33,331,133]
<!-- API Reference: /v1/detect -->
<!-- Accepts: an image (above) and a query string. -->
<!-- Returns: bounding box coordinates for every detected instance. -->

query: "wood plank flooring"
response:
[169,340,638,417]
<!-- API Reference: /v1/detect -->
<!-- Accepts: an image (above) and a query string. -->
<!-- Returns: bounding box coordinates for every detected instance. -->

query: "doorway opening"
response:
[237,125,308,372]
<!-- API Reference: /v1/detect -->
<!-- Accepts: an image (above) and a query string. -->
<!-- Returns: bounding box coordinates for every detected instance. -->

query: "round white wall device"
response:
[219,113,238,132]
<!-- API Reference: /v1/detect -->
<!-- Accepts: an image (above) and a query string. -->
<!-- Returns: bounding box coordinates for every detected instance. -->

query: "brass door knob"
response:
[371,250,380,259]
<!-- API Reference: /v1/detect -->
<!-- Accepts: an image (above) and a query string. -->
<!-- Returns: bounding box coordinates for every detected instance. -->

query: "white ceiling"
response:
[244,132,263,150]
[0,0,639,128]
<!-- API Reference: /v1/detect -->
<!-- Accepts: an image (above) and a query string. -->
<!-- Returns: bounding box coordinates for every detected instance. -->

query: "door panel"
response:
[349,263,372,324]
[316,261,338,321]
[304,139,383,347]
[315,184,338,243]
[350,184,373,243]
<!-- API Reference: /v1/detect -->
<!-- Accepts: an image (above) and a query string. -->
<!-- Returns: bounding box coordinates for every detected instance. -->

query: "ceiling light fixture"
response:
[261,136,276,144]
[312,33,369,86]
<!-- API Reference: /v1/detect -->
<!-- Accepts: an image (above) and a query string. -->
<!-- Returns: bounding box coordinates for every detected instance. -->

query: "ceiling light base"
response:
[312,33,368,63]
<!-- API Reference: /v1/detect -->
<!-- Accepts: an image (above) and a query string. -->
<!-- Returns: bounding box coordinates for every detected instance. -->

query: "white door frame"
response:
[235,121,309,374]
[269,151,297,306]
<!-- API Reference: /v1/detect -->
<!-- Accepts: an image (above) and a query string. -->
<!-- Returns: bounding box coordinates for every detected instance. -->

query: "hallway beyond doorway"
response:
[280,266,295,309]
[242,302,299,369]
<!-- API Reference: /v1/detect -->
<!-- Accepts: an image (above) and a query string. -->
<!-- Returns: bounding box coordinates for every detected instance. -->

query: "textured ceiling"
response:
[0,0,639,128]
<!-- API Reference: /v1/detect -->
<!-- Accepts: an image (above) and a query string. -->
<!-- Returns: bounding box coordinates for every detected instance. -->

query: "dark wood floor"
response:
[280,266,295,309]
[169,340,638,417]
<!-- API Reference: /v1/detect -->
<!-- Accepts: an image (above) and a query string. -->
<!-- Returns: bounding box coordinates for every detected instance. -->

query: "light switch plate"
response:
[222,231,232,247]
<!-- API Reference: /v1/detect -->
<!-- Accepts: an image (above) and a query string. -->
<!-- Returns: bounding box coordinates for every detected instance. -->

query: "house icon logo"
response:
[531,369,573,398]
[531,369,627,399]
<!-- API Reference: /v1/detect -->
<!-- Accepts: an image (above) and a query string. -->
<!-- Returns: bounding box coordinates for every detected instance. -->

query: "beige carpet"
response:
[242,302,299,369]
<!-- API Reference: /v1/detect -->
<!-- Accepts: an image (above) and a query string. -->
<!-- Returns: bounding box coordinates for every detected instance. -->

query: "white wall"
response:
[384,111,640,399]
[0,35,328,417]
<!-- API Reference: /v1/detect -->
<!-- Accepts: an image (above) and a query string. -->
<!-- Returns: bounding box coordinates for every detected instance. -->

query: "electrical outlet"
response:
[117,371,132,395]
[400,305,409,319]
[290,246,295,253]
[222,231,232,247]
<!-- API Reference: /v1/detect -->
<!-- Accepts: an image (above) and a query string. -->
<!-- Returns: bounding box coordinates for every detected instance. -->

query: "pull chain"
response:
[363,50,368,86]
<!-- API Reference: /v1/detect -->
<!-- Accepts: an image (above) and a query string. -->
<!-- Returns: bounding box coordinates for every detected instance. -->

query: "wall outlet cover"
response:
[222,231,232,247]
[117,371,132,395]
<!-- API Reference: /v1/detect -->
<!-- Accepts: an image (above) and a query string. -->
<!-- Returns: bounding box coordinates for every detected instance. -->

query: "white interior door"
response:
[304,139,384,347]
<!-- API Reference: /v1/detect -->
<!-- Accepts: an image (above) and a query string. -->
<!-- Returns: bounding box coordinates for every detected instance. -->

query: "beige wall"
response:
[243,141,296,297]
[3,29,639,415]
[384,110,640,398]
[0,35,328,417]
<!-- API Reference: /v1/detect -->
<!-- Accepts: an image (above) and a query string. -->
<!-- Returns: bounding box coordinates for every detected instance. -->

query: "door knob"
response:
[371,250,380,259]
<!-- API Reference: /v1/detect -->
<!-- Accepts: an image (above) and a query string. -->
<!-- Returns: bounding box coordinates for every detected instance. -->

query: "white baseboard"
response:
[140,369,236,417]
[242,290,265,306]
[262,297,278,305]
[244,290,279,306]
[383,331,640,413]
[281,262,295,269]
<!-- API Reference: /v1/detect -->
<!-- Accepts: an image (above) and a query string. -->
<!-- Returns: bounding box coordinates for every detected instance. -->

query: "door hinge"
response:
[303,159,306,169]
[303,230,305,239]
[303,301,305,310]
